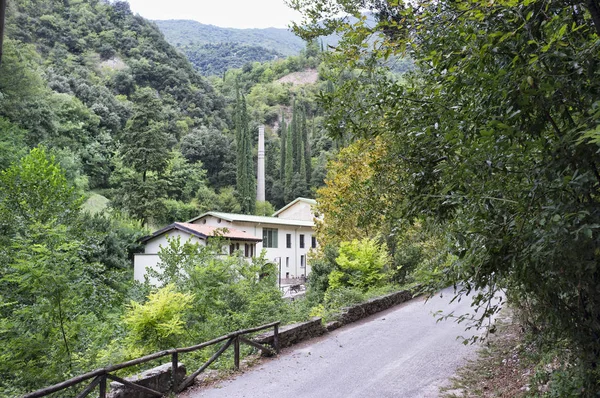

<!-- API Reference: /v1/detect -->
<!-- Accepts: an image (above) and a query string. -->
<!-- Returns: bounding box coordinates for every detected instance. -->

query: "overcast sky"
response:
[126,0,303,29]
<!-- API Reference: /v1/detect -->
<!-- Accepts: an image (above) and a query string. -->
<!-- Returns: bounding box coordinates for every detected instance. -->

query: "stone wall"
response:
[108,362,186,398]
[255,317,326,348]
[254,289,414,348]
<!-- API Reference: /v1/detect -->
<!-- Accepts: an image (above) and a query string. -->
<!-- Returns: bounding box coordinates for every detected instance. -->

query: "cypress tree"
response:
[284,123,293,190]
[235,89,255,214]
[302,113,311,185]
[293,108,303,174]
[279,112,287,181]
[299,141,307,184]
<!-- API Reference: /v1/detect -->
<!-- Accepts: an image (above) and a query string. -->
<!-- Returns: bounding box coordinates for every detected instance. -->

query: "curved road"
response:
[184,288,491,398]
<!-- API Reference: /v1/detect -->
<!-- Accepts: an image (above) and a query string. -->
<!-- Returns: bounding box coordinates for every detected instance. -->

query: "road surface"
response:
[184,287,492,398]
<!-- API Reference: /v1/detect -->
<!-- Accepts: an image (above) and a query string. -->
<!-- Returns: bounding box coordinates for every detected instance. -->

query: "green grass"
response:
[83,193,110,214]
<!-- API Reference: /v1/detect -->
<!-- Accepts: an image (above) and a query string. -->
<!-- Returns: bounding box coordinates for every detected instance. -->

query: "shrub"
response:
[329,238,389,292]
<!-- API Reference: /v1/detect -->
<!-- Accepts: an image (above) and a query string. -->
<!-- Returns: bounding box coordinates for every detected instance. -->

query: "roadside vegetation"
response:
[290,0,600,395]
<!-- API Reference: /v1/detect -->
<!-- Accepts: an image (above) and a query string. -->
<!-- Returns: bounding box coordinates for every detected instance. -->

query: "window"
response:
[299,234,305,248]
[300,255,305,268]
[262,228,278,248]
[286,233,292,248]
[286,257,290,267]
[229,244,234,255]
[311,236,317,249]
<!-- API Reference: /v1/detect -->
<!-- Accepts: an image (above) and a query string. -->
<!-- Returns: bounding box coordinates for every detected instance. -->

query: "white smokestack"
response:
[257,125,265,202]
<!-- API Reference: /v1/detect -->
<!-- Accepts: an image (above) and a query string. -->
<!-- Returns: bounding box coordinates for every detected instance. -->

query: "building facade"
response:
[134,198,317,282]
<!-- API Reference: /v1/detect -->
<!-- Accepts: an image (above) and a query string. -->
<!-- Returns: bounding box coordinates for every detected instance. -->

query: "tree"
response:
[0,148,130,393]
[121,87,170,182]
[0,147,81,240]
[292,0,600,392]
[180,126,235,189]
[234,87,255,214]
[279,112,287,181]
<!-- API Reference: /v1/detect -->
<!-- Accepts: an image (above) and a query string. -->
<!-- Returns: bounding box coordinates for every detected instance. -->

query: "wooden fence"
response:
[22,321,280,398]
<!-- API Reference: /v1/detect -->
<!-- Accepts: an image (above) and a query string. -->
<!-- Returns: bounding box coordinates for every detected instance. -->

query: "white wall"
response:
[136,231,206,283]
[134,254,160,283]
[144,230,205,254]
[191,216,316,280]
[276,201,314,221]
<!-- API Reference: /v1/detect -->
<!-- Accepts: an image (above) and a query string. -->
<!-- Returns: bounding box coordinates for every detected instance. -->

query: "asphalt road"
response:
[184,287,491,398]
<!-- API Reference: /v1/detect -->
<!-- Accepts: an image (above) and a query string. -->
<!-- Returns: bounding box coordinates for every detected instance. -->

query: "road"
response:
[184,287,492,398]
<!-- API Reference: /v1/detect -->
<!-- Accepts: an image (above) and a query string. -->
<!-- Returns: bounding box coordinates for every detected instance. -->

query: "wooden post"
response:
[233,336,240,370]
[99,375,107,398]
[274,324,280,354]
[171,351,178,391]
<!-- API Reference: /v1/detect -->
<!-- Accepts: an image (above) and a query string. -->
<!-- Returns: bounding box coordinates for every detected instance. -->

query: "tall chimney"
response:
[257,125,265,202]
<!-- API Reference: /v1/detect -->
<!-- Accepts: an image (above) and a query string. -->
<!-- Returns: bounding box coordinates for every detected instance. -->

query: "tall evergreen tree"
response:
[234,87,255,214]
[279,112,287,181]
[284,123,294,195]
[121,88,170,182]
[299,141,307,184]
[302,113,311,185]
[291,101,300,173]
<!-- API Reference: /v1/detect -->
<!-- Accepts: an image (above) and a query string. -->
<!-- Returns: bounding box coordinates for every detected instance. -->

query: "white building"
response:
[133,198,317,282]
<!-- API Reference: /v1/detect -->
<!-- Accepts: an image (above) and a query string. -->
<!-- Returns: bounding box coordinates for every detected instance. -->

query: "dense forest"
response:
[0,0,339,395]
[5,0,599,396]
[181,42,283,77]
[291,0,600,395]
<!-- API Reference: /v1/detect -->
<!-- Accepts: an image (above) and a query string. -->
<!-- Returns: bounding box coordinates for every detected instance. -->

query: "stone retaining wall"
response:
[255,289,414,348]
[108,362,186,398]
[255,317,326,348]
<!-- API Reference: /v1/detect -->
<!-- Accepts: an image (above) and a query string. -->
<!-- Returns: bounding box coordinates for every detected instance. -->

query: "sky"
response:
[126,0,304,29]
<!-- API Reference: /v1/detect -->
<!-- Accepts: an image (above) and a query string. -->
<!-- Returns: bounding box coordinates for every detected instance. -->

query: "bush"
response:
[329,238,389,292]
[123,284,194,357]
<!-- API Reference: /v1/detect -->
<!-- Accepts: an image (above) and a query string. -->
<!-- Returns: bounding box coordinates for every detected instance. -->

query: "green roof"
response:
[188,211,314,227]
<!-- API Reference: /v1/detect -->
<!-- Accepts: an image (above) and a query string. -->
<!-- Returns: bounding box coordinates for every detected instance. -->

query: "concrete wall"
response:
[254,290,414,348]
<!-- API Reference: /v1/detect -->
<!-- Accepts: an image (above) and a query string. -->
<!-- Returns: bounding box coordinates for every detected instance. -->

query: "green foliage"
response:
[151,238,292,337]
[255,200,275,216]
[182,42,283,77]
[293,0,600,392]
[329,238,389,292]
[124,284,194,356]
[234,88,255,214]
[121,87,171,180]
[0,149,144,394]
[0,147,81,239]
[155,19,306,58]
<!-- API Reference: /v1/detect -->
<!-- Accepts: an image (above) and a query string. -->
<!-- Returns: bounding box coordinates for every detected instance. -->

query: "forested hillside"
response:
[155,19,305,56]
[0,0,330,394]
[183,42,283,76]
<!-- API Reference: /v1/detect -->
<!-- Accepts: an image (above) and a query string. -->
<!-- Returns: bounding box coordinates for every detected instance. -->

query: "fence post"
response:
[233,336,240,370]
[171,351,179,391]
[99,374,107,398]
[274,324,279,354]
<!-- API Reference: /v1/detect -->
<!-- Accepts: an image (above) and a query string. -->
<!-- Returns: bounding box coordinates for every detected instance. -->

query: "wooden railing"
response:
[23,321,280,398]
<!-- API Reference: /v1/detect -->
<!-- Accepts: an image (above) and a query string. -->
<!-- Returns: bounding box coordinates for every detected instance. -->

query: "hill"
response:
[154,20,305,56]
[182,42,284,77]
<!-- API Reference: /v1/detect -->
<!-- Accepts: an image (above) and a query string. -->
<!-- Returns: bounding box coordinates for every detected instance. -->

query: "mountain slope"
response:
[182,42,283,77]
[154,20,305,56]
